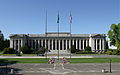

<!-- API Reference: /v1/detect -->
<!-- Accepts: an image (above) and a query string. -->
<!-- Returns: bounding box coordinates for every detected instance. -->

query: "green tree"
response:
[70,45,79,53]
[84,46,91,52]
[0,39,4,51]
[20,45,32,54]
[36,47,46,54]
[0,39,9,51]
[3,48,15,54]
[108,23,120,54]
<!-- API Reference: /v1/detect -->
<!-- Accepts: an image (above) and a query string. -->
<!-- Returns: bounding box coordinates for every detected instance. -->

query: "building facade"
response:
[9,32,106,53]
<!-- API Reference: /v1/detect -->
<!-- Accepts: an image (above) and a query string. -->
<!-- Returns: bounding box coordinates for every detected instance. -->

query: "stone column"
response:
[55,40,57,50]
[62,40,64,50]
[92,39,95,50]
[45,39,46,49]
[72,40,74,45]
[48,40,50,50]
[35,40,36,50]
[14,40,16,50]
[18,40,20,51]
[38,40,40,49]
[41,40,43,47]
[52,40,53,50]
[83,40,84,50]
[96,39,97,50]
[86,40,88,47]
[79,40,81,50]
[99,39,101,50]
[69,39,71,49]
[10,39,13,48]
[102,39,105,50]
[66,40,67,50]
[59,40,60,50]
[76,40,78,49]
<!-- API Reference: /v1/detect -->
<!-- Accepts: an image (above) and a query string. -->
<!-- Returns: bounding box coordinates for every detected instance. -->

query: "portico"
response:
[10,32,106,53]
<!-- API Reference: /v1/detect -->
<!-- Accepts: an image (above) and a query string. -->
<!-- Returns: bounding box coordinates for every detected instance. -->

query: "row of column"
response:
[94,39,105,50]
[10,38,105,51]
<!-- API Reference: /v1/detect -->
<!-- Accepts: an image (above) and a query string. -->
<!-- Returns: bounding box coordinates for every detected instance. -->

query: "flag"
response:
[70,13,72,24]
[57,13,59,23]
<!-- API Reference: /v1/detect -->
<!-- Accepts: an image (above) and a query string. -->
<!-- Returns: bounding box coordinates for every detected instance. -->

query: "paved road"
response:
[0,63,120,75]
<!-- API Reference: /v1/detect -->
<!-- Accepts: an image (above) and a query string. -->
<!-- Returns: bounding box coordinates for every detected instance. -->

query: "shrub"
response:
[85,46,91,52]
[36,47,46,54]
[106,51,113,55]
[20,45,34,54]
[71,45,77,53]
[75,50,95,54]
[106,49,120,55]
[3,48,15,54]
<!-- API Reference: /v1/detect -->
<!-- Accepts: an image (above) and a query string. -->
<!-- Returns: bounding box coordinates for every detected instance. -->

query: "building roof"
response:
[9,32,106,38]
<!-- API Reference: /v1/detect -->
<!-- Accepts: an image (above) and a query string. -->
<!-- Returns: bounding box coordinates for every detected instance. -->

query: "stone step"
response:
[47,50,70,54]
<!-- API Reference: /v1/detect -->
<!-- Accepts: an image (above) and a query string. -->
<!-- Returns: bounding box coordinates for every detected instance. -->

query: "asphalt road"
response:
[0,63,120,75]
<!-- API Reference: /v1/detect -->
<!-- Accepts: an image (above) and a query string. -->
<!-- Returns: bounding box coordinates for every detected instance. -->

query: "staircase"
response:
[47,50,70,54]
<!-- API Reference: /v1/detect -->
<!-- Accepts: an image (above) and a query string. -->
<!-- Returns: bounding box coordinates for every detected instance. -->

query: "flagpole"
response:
[45,11,47,60]
[70,12,72,61]
[57,11,59,60]
[58,22,59,60]
[70,23,71,59]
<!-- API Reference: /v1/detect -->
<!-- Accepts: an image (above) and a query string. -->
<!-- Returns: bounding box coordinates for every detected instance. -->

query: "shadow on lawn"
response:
[0,59,23,75]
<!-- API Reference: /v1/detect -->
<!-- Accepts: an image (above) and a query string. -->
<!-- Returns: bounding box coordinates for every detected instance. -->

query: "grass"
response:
[74,54,107,56]
[0,54,37,56]
[0,58,120,63]
[0,58,48,63]
[69,58,120,63]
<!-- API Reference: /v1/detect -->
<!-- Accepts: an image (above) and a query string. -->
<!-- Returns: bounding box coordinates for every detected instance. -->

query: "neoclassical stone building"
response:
[9,32,106,53]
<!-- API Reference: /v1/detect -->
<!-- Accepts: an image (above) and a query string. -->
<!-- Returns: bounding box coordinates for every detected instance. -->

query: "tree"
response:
[84,46,91,52]
[0,39,9,51]
[36,47,46,54]
[108,23,120,54]
[0,39,4,51]
[3,48,15,54]
[70,45,79,53]
[20,45,31,54]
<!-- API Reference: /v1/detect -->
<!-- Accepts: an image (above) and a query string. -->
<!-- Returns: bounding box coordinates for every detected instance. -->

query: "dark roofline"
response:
[46,32,70,34]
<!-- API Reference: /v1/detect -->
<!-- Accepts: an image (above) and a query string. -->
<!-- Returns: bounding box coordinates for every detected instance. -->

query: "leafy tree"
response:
[0,39,4,51]
[108,23,120,54]
[36,47,46,54]
[84,46,91,52]
[20,45,33,54]
[0,39,9,51]
[3,48,15,54]
[70,45,79,53]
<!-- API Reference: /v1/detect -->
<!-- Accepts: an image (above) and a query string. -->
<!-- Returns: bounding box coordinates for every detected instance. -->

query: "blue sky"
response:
[0,0,119,39]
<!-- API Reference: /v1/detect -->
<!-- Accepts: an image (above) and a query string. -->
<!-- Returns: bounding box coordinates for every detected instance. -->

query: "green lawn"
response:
[0,58,120,63]
[74,54,107,56]
[0,58,48,63]
[1,54,37,56]
[69,58,120,63]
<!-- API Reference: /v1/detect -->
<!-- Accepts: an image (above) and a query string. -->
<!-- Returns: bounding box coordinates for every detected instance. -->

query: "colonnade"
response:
[10,38,105,51]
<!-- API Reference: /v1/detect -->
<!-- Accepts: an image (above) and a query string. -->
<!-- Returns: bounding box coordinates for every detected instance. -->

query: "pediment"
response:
[10,34,20,38]
[92,34,104,38]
